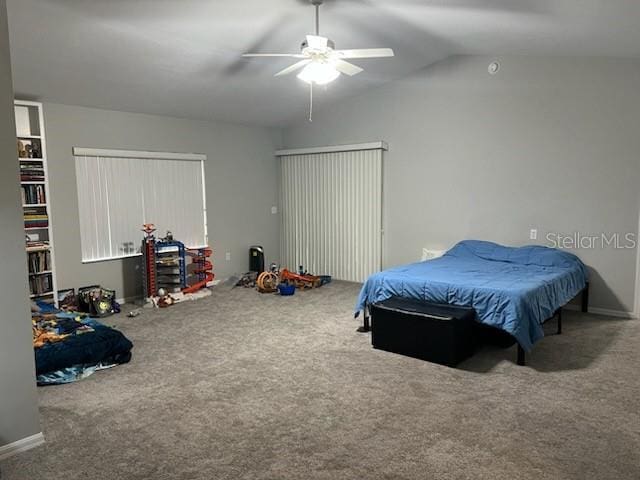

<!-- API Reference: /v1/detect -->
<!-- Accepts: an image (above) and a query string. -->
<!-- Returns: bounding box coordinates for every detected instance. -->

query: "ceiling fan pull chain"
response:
[309,83,313,122]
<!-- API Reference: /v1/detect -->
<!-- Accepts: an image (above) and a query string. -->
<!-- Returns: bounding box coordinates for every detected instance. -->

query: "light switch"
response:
[271,206,278,215]
[530,229,538,240]
[225,252,231,261]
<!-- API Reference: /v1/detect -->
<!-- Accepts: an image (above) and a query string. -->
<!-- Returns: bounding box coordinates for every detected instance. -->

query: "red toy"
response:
[141,224,157,298]
[183,247,214,294]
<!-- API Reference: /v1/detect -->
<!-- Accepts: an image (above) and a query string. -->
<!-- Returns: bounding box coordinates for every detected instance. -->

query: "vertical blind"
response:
[279,146,383,282]
[74,148,207,263]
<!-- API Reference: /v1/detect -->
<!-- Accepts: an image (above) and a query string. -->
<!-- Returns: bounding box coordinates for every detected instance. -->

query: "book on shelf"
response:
[26,240,50,251]
[21,175,45,182]
[29,272,53,295]
[23,205,47,214]
[21,184,46,204]
[25,222,49,228]
[20,160,43,166]
[24,206,48,228]
[20,162,45,181]
[28,249,51,273]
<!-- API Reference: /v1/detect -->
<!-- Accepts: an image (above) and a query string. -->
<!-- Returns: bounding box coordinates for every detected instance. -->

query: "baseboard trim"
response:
[0,432,45,461]
[564,304,637,319]
[116,296,140,306]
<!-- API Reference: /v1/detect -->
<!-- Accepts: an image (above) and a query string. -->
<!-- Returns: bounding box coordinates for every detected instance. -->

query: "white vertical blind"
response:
[279,147,383,282]
[74,152,207,263]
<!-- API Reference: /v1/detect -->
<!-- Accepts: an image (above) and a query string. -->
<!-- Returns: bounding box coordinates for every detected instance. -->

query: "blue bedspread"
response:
[355,240,588,351]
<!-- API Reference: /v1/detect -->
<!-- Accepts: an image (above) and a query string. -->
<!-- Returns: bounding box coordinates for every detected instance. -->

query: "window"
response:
[277,143,385,282]
[73,148,207,263]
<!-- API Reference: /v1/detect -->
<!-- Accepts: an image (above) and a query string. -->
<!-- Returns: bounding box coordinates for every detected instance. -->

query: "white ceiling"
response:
[7,0,640,127]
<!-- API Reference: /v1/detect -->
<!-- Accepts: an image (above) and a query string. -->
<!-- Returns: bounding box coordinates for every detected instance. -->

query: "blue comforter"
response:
[355,240,588,351]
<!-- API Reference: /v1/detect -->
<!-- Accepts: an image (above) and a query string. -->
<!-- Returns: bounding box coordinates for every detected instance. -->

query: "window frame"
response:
[72,147,207,264]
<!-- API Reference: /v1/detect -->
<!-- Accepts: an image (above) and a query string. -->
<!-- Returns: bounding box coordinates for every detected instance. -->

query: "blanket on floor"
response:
[33,309,133,385]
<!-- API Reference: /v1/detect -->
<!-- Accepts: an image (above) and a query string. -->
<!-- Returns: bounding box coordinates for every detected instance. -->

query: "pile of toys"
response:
[236,264,331,297]
[55,285,120,317]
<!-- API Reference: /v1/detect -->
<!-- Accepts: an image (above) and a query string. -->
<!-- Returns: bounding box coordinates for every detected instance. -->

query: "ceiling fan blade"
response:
[306,35,328,50]
[275,59,312,77]
[243,53,306,58]
[333,59,363,76]
[335,48,395,59]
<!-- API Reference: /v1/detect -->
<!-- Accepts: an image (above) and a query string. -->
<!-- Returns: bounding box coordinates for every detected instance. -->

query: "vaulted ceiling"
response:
[7,0,640,127]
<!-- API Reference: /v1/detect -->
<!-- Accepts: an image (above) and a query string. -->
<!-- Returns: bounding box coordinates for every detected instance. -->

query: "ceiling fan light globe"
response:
[297,62,341,85]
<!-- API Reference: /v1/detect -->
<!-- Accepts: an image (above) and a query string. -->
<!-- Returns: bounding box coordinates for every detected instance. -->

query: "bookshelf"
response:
[15,100,58,305]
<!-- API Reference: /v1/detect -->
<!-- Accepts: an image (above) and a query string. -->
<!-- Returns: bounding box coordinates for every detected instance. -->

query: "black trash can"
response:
[249,246,264,273]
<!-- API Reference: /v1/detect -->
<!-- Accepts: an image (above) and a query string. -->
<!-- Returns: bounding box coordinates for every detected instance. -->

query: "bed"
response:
[355,240,589,365]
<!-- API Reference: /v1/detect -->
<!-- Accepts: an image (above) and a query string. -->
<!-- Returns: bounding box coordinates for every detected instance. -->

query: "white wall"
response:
[43,103,282,300]
[283,55,640,314]
[0,0,41,448]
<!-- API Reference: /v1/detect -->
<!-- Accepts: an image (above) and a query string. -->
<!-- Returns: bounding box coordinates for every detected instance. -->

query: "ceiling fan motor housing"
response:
[301,38,335,51]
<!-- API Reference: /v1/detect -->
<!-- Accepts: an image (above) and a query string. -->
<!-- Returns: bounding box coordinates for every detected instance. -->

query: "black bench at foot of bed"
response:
[363,282,589,367]
[370,298,477,367]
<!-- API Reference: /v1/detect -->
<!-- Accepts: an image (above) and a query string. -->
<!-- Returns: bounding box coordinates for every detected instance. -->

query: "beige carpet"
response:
[2,281,639,480]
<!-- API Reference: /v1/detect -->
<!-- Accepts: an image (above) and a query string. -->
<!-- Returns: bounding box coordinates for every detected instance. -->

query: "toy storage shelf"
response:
[155,241,187,293]
[15,100,58,306]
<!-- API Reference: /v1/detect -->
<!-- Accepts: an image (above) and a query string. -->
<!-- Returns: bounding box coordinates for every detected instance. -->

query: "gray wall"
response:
[43,103,281,300]
[283,56,640,313]
[0,0,41,448]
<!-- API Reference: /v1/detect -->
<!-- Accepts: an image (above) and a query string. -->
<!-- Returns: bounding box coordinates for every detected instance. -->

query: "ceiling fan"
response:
[242,0,394,120]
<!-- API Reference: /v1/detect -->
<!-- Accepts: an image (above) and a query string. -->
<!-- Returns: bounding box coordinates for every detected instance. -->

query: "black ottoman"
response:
[370,297,476,367]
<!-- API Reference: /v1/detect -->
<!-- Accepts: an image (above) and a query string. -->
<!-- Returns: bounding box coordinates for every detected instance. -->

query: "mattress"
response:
[355,240,588,351]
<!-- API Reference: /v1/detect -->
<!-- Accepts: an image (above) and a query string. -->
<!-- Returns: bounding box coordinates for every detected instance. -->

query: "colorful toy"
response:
[183,247,214,294]
[256,271,278,293]
[77,285,118,317]
[280,268,322,289]
[141,224,157,298]
[142,224,156,236]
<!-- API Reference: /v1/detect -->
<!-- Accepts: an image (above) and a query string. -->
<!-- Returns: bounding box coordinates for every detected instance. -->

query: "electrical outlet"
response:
[225,252,231,261]
[271,206,278,215]
[530,229,538,240]
[421,248,445,261]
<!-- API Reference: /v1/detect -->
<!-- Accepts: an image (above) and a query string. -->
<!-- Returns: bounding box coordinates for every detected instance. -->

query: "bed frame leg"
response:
[557,308,563,335]
[517,344,525,366]
[581,282,589,313]
[356,305,371,333]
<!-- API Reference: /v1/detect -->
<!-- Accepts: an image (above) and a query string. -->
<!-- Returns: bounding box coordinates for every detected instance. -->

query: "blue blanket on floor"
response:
[355,240,588,351]
[35,315,133,381]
